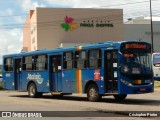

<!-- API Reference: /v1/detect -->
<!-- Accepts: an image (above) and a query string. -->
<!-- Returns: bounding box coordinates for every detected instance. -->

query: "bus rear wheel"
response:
[87,84,102,102]
[28,83,42,98]
[113,94,127,101]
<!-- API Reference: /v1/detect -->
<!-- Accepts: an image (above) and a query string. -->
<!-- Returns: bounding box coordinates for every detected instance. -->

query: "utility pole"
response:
[150,0,154,53]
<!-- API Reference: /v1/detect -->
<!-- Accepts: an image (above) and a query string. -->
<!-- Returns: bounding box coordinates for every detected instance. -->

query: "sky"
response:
[0,0,160,63]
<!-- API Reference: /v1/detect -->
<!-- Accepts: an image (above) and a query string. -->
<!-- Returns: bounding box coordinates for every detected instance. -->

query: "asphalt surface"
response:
[0,89,160,120]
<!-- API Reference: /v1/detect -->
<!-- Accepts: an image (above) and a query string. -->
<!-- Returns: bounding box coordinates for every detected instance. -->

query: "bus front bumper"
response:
[120,82,154,94]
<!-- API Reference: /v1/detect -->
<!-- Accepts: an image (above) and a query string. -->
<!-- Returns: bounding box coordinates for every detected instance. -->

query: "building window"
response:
[32,37,35,43]
[31,30,33,34]
[33,25,36,32]
[63,52,73,69]
[89,49,101,68]
[31,25,36,34]
[75,51,87,69]
[4,58,13,72]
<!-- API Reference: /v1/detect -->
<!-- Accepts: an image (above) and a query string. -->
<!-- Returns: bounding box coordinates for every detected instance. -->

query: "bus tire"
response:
[28,83,42,98]
[87,84,102,102]
[113,94,127,101]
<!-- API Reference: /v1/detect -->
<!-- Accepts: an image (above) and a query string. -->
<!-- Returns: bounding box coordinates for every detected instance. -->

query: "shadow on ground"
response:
[10,94,160,106]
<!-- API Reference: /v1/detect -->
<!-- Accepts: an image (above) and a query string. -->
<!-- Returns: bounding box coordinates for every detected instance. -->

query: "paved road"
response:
[0,90,160,120]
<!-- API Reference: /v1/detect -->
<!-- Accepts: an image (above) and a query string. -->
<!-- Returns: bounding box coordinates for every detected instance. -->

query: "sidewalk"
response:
[154,87,160,92]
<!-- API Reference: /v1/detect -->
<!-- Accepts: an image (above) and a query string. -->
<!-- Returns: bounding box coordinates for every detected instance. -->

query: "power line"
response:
[0,0,159,19]
[0,9,160,30]
[0,0,160,30]
[101,0,159,7]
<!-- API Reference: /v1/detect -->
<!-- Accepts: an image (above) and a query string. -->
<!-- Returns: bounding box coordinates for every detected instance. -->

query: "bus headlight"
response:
[121,65,129,73]
[121,79,133,86]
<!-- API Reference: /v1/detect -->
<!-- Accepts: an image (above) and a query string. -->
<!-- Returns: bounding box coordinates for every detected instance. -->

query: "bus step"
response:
[51,92,62,95]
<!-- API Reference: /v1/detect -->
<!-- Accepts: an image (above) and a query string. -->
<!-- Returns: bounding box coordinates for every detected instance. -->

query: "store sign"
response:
[61,16,114,31]
[61,16,78,31]
[80,21,114,27]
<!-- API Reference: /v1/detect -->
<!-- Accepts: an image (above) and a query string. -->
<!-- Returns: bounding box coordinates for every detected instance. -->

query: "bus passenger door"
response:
[49,55,62,92]
[14,58,22,90]
[104,50,118,93]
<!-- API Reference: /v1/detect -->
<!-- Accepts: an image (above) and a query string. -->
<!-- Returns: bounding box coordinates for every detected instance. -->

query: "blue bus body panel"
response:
[21,71,50,92]
[62,69,104,94]
[120,82,153,94]
[3,72,14,90]
[62,70,75,93]
[119,75,153,94]
[52,72,62,92]
[82,69,105,94]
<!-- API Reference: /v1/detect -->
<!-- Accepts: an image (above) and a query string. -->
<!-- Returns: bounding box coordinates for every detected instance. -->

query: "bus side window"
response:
[23,56,33,71]
[4,58,13,72]
[89,49,101,68]
[35,55,48,70]
[75,51,87,69]
[63,52,73,69]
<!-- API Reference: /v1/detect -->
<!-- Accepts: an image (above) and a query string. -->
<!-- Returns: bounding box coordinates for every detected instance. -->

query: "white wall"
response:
[124,22,160,52]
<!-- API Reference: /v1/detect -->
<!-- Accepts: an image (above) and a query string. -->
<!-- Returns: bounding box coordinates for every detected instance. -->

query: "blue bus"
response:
[2,41,153,102]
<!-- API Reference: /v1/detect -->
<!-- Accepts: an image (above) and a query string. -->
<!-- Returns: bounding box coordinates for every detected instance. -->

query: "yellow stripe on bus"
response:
[76,69,82,93]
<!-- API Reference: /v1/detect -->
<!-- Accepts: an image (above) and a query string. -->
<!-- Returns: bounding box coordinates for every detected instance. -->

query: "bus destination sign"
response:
[125,43,146,49]
[120,42,151,53]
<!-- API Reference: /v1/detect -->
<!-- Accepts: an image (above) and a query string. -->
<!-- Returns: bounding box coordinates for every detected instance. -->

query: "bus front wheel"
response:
[113,94,127,101]
[87,84,102,102]
[28,83,42,98]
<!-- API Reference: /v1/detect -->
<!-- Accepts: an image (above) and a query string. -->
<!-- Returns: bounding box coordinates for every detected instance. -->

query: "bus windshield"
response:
[153,54,160,67]
[121,53,152,76]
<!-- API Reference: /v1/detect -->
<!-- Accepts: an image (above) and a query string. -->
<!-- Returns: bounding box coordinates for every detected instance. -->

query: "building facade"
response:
[124,18,160,52]
[23,8,123,51]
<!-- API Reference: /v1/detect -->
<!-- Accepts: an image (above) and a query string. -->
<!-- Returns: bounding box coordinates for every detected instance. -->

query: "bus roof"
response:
[3,40,149,57]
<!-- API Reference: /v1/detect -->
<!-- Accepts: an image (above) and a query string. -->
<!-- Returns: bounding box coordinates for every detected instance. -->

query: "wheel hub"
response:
[89,88,96,98]
[29,86,35,96]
